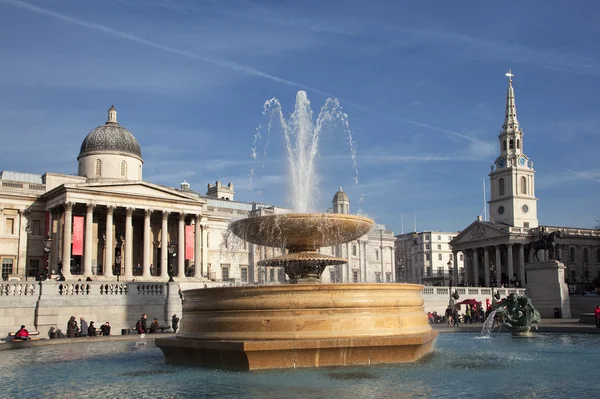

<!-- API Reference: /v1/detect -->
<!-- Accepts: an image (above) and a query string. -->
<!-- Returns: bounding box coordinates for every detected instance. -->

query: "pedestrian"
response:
[57,273,66,281]
[100,321,111,336]
[149,318,159,333]
[67,316,78,338]
[445,306,452,327]
[452,308,460,328]
[135,314,148,334]
[13,325,31,341]
[172,314,180,333]
[79,317,89,337]
[88,321,97,336]
[595,305,600,328]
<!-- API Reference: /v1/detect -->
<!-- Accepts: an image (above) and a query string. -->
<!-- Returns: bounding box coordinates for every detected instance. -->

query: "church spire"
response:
[503,70,518,129]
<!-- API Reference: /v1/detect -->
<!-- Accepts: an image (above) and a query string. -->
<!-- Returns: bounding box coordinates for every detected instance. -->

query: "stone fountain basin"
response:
[229,213,374,249]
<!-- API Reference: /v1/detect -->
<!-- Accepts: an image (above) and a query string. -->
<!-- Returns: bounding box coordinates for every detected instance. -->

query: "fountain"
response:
[488,293,541,338]
[156,91,437,370]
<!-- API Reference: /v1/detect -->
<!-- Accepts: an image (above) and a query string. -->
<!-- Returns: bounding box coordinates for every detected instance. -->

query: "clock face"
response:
[518,156,526,167]
[498,206,505,215]
[497,158,506,168]
[522,204,529,213]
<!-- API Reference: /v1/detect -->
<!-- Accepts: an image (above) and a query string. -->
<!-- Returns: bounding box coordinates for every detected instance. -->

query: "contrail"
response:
[1,0,480,144]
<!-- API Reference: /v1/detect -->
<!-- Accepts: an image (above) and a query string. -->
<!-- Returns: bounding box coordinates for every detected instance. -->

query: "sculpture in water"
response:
[156,91,437,370]
[488,293,541,336]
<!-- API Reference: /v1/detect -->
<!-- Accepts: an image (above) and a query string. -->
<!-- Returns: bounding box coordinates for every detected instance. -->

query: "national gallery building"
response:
[0,106,396,284]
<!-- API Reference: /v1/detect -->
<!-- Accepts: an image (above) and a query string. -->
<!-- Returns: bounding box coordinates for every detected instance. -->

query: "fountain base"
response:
[156,332,437,370]
[156,283,438,370]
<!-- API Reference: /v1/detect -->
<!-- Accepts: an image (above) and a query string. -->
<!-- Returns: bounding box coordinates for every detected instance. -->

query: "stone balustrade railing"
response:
[421,286,526,297]
[0,281,169,298]
[0,283,37,296]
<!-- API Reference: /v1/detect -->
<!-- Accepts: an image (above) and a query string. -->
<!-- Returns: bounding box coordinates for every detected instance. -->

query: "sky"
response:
[1,0,599,234]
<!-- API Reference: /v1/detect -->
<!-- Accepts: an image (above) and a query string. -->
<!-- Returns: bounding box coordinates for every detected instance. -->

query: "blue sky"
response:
[1,0,599,233]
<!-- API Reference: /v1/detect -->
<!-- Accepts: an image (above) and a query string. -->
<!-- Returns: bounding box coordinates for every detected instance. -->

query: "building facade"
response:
[0,106,394,284]
[395,231,464,285]
[449,73,600,293]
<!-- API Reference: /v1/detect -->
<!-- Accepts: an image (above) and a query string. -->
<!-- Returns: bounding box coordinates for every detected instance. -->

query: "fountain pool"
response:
[3,333,599,398]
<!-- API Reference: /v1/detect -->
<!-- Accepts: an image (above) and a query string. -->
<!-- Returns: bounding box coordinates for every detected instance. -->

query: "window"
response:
[521,176,527,194]
[241,266,248,283]
[437,267,444,276]
[221,265,229,281]
[352,270,359,283]
[120,160,127,177]
[32,220,41,236]
[95,159,102,177]
[385,272,391,282]
[269,268,275,282]
[498,178,505,196]
[502,140,507,151]
[524,222,530,228]
[425,244,430,250]
[5,218,14,235]
[138,165,142,180]
[509,139,514,149]
[583,248,589,263]
[1,258,14,279]
[437,235,441,240]
[352,245,357,256]
[425,254,430,261]
[437,244,442,250]
[424,235,430,241]
[28,259,39,277]
[375,272,381,283]
[460,254,464,261]
[426,267,431,276]
[569,247,575,263]
[517,139,521,149]
[438,254,442,261]
[375,250,379,260]
[449,253,453,261]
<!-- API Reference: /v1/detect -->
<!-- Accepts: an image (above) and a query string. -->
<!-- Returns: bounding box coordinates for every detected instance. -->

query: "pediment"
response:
[451,221,509,246]
[71,182,202,203]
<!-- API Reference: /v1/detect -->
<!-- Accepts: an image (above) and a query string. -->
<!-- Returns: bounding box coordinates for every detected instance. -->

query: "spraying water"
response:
[252,90,359,212]
[480,309,498,338]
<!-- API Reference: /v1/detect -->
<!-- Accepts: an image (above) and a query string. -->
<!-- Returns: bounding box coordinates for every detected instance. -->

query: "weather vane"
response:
[505,69,514,82]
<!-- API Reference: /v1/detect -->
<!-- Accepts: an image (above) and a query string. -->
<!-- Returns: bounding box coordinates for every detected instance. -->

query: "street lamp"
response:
[44,234,52,275]
[447,260,453,287]
[167,242,177,281]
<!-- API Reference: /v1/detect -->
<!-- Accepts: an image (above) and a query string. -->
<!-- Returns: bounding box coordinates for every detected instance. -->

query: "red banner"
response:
[185,225,194,260]
[72,216,84,256]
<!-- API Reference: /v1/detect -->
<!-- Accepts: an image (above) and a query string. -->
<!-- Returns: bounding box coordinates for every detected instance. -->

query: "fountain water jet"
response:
[156,91,437,370]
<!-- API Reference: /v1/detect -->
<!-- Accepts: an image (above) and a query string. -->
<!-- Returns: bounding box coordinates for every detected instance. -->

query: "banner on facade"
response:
[72,216,84,256]
[185,225,194,260]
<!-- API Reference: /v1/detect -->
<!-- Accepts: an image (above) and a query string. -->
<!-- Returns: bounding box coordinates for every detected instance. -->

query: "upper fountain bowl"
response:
[230,213,374,250]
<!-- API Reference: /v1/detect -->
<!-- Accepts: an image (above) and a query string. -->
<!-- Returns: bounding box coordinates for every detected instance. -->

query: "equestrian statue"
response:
[529,228,562,262]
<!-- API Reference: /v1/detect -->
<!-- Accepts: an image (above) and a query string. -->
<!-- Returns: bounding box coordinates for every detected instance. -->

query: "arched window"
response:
[517,139,520,149]
[95,159,102,177]
[352,245,357,256]
[569,247,575,263]
[502,140,507,151]
[120,160,127,177]
[499,178,505,196]
[509,139,514,149]
[521,176,527,194]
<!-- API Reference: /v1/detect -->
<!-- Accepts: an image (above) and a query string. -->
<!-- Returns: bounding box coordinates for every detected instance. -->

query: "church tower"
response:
[488,71,538,228]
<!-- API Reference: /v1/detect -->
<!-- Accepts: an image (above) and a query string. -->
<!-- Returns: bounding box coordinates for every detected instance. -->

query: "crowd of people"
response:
[133,313,180,334]
[426,304,488,327]
[66,316,111,337]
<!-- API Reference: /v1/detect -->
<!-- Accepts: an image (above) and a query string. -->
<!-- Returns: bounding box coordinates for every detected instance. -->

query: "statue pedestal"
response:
[525,260,571,319]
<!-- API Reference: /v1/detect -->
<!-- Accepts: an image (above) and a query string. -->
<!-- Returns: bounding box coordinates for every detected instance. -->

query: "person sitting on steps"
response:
[13,325,30,341]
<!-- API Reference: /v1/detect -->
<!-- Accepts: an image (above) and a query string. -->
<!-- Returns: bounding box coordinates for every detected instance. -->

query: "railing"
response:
[421,286,526,297]
[0,180,46,191]
[0,283,37,296]
[0,281,169,298]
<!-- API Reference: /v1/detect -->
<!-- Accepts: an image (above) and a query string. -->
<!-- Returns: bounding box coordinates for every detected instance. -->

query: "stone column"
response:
[83,203,95,277]
[473,248,479,286]
[495,245,502,286]
[194,215,202,278]
[518,243,526,286]
[507,244,514,286]
[124,207,134,279]
[201,218,208,277]
[452,251,459,285]
[104,206,115,278]
[483,247,490,287]
[62,202,74,278]
[161,211,170,279]
[50,208,59,274]
[143,209,152,279]
[178,213,186,279]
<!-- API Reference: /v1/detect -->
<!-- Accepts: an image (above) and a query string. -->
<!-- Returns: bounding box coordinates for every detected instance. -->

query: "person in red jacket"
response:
[595,305,600,328]
[13,325,30,341]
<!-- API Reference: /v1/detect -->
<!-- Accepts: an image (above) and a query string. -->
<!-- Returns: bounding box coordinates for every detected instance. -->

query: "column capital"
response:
[106,205,116,215]
[126,207,135,216]
[145,209,153,218]
[86,203,96,213]
[162,211,170,220]
[179,212,187,221]
[20,208,31,216]
[64,202,74,212]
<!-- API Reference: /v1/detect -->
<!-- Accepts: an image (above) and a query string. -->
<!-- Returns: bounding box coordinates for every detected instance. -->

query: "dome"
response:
[78,106,143,161]
[333,186,349,202]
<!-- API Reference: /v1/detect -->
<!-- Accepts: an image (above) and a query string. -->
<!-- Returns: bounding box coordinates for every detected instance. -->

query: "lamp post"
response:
[25,223,32,280]
[447,260,453,288]
[44,234,52,276]
[168,242,177,282]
